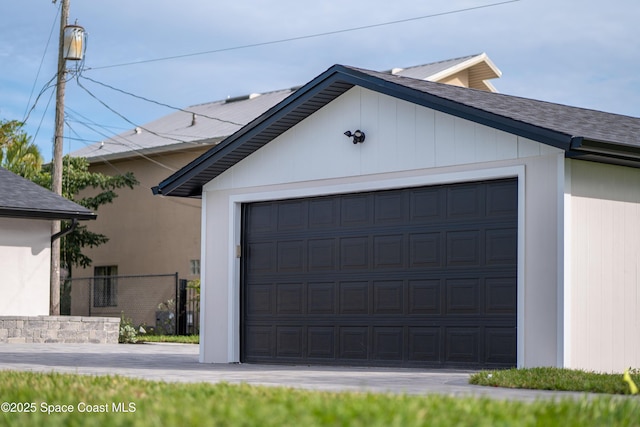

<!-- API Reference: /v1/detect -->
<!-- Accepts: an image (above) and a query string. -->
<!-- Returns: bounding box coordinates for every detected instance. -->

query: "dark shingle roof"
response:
[155,64,640,198]
[0,167,96,220]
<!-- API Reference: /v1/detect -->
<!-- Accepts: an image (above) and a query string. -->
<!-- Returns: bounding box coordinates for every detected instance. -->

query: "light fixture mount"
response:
[344,129,365,144]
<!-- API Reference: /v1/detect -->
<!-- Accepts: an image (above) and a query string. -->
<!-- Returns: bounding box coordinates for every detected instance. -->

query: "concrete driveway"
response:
[0,343,590,401]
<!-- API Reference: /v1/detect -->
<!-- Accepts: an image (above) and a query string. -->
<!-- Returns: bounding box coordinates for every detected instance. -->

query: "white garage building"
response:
[155,64,640,372]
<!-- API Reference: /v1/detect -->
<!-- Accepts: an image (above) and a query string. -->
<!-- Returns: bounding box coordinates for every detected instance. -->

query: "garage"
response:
[241,178,517,368]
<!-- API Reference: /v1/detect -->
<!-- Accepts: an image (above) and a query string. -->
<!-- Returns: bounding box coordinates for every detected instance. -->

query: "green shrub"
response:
[118,313,137,344]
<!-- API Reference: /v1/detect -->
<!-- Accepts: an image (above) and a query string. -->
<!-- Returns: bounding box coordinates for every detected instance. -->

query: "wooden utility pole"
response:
[51,0,70,315]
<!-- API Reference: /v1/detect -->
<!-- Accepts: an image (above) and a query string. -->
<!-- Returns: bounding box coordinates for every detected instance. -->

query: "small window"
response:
[93,266,118,307]
[190,259,201,276]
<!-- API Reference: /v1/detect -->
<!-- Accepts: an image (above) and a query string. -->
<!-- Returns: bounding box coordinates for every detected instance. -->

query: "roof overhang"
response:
[154,64,640,198]
[427,53,502,92]
[0,208,97,221]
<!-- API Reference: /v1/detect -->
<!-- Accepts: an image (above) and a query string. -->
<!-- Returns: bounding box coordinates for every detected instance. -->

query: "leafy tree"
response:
[0,119,43,179]
[35,155,139,272]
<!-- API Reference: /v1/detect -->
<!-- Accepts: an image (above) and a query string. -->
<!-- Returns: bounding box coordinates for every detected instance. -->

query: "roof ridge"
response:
[384,53,482,74]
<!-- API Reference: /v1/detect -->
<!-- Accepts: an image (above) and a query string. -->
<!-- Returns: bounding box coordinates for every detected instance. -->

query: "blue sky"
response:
[1,0,638,162]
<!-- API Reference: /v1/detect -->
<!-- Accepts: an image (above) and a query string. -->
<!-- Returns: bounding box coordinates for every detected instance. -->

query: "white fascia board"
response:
[427,52,502,85]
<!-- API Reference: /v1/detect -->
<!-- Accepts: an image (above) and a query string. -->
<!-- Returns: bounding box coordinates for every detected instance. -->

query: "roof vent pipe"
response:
[191,113,197,126]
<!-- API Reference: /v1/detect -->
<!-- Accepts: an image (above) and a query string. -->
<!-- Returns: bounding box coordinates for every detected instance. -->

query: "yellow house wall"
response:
[70,148,207,324]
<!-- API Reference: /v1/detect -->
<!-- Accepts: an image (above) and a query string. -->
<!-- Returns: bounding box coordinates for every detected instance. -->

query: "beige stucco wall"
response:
[199,86,564,367]
[70,148,207,319]
[0,217,50,315]
[565,159,640,372]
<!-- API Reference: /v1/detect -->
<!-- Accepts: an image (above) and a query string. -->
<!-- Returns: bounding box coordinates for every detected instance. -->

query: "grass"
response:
[135,334,199,344]
[0,371,639,427]
[470,367,640,395]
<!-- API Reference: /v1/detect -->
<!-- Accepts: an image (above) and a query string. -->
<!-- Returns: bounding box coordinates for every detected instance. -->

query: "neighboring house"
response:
[0,167,96,316]
[155,64,640,373]
[68,54,501,314]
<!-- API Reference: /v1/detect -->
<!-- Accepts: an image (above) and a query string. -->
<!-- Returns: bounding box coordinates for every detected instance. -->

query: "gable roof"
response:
[72,54,500,163]
[154,64,640,198]
[390,53,501,92]
[0,168,96,220]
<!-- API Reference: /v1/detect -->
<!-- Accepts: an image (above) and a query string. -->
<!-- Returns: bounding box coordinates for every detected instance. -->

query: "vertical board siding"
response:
[568,160,640,372]
[207,87,555,192]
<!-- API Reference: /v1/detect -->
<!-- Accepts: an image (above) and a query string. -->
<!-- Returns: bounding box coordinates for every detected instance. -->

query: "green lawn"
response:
[470,367,640,395]
[1,371,639,427]
[136,334,199,344]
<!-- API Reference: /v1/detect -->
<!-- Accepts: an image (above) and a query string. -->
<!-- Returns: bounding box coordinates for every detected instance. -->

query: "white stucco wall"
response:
[199,86,564,367]
[565,159,640,372]
[0,217,51,315]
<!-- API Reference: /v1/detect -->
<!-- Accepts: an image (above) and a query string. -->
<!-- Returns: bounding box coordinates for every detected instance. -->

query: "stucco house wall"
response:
[0,217,51,316]
[198,87,564,367]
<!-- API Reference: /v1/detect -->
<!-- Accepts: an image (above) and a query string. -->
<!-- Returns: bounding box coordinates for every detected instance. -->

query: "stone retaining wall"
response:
[0,316,120,344]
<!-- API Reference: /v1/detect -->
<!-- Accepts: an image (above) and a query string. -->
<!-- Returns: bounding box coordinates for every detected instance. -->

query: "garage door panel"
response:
[485,277,517,314]
[374,235,404,269]
[277,240,305,272]
[486,181,518,217]
[242,179,517,367]
[485,228,518,265]
[277,326,304,358]
[246,284,273,316]
[373,281,404,314]
[409,280,442,314]
[373,327,404,360]
[339,282,369,314]
[276,283,304,315]
[445,328,480,363]
[408,327,441,361]
[485,328,517,363]
[446,230,481,267]
[309,198,339,229]
[374,192,406,224]
[446,278,481,315]
[409,233,443,268]
[245,325,274,358]
[447,184,483,219]
[308,238,336,271]
[339,327,368,359]
[247,241,276,274]
[341,195,371,227]
[307,282,336,314]
[340,237,369,269]
[308,327,336,358]
[410,188,443,222]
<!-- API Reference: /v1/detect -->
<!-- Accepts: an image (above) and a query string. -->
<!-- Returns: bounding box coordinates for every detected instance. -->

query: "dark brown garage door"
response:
[241,178,517,368]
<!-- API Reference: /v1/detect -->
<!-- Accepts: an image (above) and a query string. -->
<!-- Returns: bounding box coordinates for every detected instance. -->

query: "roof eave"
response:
[567,136,640,167]
[0,208,97,221]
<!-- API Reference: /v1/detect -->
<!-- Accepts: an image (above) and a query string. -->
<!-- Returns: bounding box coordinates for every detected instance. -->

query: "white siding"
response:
[206,87,552,192]
[0,218,51,315]
[566,160,640,372]
[200,87,564,368]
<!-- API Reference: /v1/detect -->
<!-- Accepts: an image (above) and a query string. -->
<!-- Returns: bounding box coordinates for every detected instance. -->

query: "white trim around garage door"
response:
[226,165,526,366]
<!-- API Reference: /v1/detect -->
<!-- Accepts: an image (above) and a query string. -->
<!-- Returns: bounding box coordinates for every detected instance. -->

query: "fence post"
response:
[178,279,188,335]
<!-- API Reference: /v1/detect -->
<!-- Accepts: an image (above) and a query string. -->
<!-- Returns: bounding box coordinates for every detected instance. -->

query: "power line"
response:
[85,0,521,71]
[78,74,244,126]
[23,1,61,118]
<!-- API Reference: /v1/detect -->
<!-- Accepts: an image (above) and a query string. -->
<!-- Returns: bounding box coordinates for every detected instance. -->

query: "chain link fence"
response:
[67,273,199,335]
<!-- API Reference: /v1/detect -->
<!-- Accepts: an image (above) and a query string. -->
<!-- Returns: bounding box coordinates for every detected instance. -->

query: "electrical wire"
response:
[78,74,243,127]
[23,1,61,119]
[85,0,521,71]
[74,76,186,146]
[65,109,178,172]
